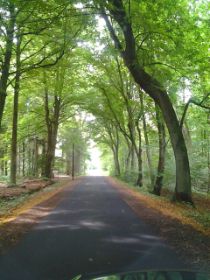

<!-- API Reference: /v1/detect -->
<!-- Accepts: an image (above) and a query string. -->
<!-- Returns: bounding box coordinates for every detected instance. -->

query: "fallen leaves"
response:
[108,177,210,271]
[0,178,79,254]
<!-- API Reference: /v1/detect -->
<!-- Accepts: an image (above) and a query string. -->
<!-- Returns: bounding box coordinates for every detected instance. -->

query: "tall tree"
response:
[98,0,192,202]
[10,34,21,185]
[153,104,166,196]
[0,1,15,129]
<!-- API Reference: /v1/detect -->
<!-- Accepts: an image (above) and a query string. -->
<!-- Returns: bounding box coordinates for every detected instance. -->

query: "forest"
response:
[0,0,209,205]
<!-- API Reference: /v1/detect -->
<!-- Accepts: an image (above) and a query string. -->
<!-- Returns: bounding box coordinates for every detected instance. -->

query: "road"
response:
[0,176,185,280]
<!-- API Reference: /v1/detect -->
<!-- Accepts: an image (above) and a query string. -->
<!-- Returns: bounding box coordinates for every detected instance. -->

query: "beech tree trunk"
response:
[107,124,121,176]
[140,92,155,186]
[135,121,143,187]
[0,2,15,129]
[10,34,21,186]
[208,135,210,193]
[112,146,121,176]
[22,141,25,177]
[45,131,57,178]
[66,152,71,175]
[33,137,39,177]
[44,97,60,178]
[153,104,166,195]
[43,71,61,178]
[124,137,132,174]
[102,0,192,202]
[72,143,75,180]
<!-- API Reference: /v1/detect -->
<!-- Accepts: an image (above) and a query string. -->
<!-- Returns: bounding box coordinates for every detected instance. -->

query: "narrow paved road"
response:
[0,177,184,279]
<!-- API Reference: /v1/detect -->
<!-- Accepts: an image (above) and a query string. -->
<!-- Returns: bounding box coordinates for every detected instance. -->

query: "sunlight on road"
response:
[87,142,107,176]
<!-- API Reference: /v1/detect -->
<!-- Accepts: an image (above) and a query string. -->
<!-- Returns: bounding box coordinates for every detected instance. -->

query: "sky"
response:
[86,140,107,176]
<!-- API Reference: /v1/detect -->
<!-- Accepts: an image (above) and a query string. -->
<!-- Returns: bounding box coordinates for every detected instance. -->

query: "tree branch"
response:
[180,93,210,129]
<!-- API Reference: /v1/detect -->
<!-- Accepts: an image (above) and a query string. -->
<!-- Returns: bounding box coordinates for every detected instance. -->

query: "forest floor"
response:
[108,177,210,272]
[0,177,79,254]
[0,178,67,217]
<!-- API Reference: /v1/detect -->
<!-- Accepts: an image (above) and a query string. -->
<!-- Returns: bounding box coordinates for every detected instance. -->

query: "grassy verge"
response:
[0,178,72,225]
[111,177,210,237]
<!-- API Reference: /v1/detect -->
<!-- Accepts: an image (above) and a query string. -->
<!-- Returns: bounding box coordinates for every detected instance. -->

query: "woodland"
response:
[0,0,209,205]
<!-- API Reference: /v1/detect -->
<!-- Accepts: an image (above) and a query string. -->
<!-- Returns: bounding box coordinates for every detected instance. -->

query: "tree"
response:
[98,0,193,203]
[153,104,166,195]
[0,1,16,129]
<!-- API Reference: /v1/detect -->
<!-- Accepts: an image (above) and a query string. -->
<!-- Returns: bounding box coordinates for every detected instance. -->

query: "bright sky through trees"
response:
[87,141,104,176]
[0,0,208,202]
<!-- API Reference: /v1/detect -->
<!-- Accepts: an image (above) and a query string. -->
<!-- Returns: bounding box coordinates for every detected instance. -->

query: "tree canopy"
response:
[0,0,209,203]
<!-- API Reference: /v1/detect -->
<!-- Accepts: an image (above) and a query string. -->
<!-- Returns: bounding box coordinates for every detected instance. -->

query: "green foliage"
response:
[0,0,209,196]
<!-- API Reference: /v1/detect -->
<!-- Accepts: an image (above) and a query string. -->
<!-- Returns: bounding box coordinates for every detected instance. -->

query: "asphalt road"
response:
[0,176,185,280]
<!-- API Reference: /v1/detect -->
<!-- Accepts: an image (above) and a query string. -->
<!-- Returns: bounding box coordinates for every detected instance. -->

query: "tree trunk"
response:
[41,140,46,177]
[44,133,56,178]
[44,122,59,178]
[140,92,155,186]
[135,122,143,187]
[130,144,135,170]
[0,2,15,129]
[4,157,8,176]
[43,69,61,178]
[27,140,32,176]
[66,152,71,175]
[107,124,121,177]
[10,34,21,186]
[207,133,210,193]
[102,1,192,202]
[72,143,75,180]
[0,148,4,176]
[127,111,142,186]
[22,141,25,177]
[33,137,39,177]
[153,104,166,195]
[124,137,132,175]
[112,146,121,176]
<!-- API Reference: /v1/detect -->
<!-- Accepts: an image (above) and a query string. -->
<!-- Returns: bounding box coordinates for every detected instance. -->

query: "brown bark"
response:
[102,0,192,202]
[0,2,15,129]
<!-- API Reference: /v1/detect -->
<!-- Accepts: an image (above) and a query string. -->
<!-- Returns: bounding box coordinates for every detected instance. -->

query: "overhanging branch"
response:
[180,93,210,129]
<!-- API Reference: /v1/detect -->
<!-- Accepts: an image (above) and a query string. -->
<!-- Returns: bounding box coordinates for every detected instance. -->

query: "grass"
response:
[0,194,31,216]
